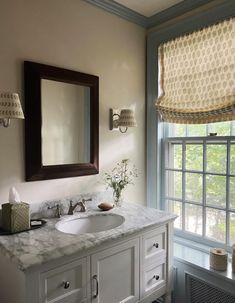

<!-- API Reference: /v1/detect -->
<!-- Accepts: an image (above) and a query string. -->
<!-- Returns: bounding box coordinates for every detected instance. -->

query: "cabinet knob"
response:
[153,243,159,248]
[153,275,160,281]
[63,281,70,289]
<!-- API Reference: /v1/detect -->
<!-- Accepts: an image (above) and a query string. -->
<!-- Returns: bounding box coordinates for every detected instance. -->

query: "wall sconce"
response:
[0,92,24,127]
[110,108,137,133]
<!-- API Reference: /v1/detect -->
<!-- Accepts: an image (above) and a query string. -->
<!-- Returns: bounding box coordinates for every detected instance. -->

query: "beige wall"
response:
[0,0,146,205]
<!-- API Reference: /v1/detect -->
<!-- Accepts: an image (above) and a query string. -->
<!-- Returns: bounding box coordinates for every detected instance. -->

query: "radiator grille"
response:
[187,274,235,303]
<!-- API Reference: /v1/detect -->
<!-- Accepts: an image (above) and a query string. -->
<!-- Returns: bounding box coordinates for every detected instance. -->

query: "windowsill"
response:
[174,236,235,282]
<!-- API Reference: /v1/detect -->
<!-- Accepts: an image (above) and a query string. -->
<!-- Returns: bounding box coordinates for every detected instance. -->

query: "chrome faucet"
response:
[48,204,62,218]
[68,201,81,215]
[68,198,92,215]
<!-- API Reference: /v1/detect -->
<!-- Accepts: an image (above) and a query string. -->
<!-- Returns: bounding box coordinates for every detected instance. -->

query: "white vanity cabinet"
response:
[0,222,173,303]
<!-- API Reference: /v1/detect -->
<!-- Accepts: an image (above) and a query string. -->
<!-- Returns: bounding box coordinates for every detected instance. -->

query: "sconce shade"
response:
[0,92,24,119]
[118,109,137,127]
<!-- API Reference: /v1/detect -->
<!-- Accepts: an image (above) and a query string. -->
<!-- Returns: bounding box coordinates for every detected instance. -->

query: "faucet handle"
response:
[77,200,86,212]
[77,198,92,212]
[56,204,62,218]
[68,200,75,215]
[82,198,92,203]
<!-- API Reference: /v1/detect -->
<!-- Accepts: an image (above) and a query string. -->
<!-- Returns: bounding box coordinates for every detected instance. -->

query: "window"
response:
[146,2,234,252]
[164,121,235,248]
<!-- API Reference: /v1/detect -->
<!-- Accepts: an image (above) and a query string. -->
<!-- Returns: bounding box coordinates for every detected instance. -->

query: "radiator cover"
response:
[186,273,235,303]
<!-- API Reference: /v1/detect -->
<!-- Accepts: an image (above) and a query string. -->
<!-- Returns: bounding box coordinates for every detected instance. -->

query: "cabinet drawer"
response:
[142,262,166,297]
[143,226,166,266]
[40,257,87,303]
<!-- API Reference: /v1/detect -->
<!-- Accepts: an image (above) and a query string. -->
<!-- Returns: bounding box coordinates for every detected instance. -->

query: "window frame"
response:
[162,129,235,251]
[146,1,235,249]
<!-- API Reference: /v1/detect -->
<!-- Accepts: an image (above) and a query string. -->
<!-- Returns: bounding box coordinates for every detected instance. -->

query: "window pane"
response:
[208,121,231,136]
[185,173,203,202]
[168,121,233,137]
[206,144,226,174]
[168,200,182,229]
[206,208,226,242]
[206,175,226,207]
[230,177,235,209]
[230,213,235,245]
[185,203,202,235]
[230,144,235,175]
[168,144,182,169]
[186,144,203,171]
[187,124,206,137]
[169,124,186,137]
[166,171,182,199]
[232,122,235,136]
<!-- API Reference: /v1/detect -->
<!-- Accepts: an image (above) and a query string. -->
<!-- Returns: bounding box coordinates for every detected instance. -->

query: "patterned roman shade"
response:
[156,18,235,124]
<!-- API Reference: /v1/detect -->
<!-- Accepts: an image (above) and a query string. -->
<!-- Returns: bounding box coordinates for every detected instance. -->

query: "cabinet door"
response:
[91,238,139,303]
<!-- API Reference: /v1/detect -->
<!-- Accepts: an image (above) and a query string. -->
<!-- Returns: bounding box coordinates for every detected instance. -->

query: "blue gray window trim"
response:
[146,0,235,209]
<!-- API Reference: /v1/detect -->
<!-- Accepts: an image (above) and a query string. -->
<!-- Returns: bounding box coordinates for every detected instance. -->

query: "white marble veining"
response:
[0,197,176,272]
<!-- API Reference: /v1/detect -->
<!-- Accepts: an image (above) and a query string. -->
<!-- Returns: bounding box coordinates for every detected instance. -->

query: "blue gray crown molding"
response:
[147,0,216,28]
[83,0,217,28]
[83,0,148,27]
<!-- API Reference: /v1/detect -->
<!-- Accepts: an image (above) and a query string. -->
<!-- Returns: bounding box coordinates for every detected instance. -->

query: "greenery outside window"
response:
[164,121,235,249]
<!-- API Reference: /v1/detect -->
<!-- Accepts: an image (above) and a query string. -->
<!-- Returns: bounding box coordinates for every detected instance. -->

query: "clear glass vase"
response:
[113,190,123,207]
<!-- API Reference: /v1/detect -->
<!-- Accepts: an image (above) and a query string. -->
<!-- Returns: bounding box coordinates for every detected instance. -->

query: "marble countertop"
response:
[0,202,176,272]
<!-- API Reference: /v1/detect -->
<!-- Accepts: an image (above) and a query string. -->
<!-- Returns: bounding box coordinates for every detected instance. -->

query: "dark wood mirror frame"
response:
[24,61,99,181]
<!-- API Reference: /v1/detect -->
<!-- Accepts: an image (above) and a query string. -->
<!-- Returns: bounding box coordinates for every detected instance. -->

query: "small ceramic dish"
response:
[98,202,114,211]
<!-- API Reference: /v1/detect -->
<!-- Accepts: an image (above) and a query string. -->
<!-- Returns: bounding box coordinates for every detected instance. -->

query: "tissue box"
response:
[2,202,30,233]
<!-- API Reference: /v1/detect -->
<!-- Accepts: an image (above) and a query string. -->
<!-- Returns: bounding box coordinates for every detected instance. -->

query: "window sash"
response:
[167,121,235,138]
[163,135,235,250]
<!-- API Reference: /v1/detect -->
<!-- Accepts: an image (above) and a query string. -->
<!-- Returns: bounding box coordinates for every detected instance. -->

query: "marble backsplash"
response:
[30,190,113,219]
[0,191,114,224]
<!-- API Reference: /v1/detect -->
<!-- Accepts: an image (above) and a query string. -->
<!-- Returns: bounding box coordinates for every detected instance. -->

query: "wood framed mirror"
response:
[24,61,99,181]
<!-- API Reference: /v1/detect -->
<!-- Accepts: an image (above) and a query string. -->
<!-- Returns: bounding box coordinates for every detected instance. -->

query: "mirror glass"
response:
[41,79,90,165]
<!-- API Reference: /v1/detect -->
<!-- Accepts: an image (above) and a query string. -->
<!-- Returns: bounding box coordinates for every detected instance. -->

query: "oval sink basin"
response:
[56,214,125,235]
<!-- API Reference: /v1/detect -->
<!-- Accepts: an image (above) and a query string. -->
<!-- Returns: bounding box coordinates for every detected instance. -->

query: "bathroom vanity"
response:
[0,202,176,303]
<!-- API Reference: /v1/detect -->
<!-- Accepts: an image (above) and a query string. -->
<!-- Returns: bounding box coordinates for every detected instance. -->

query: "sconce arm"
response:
[112,113,127,133]
[0,118,10,127]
